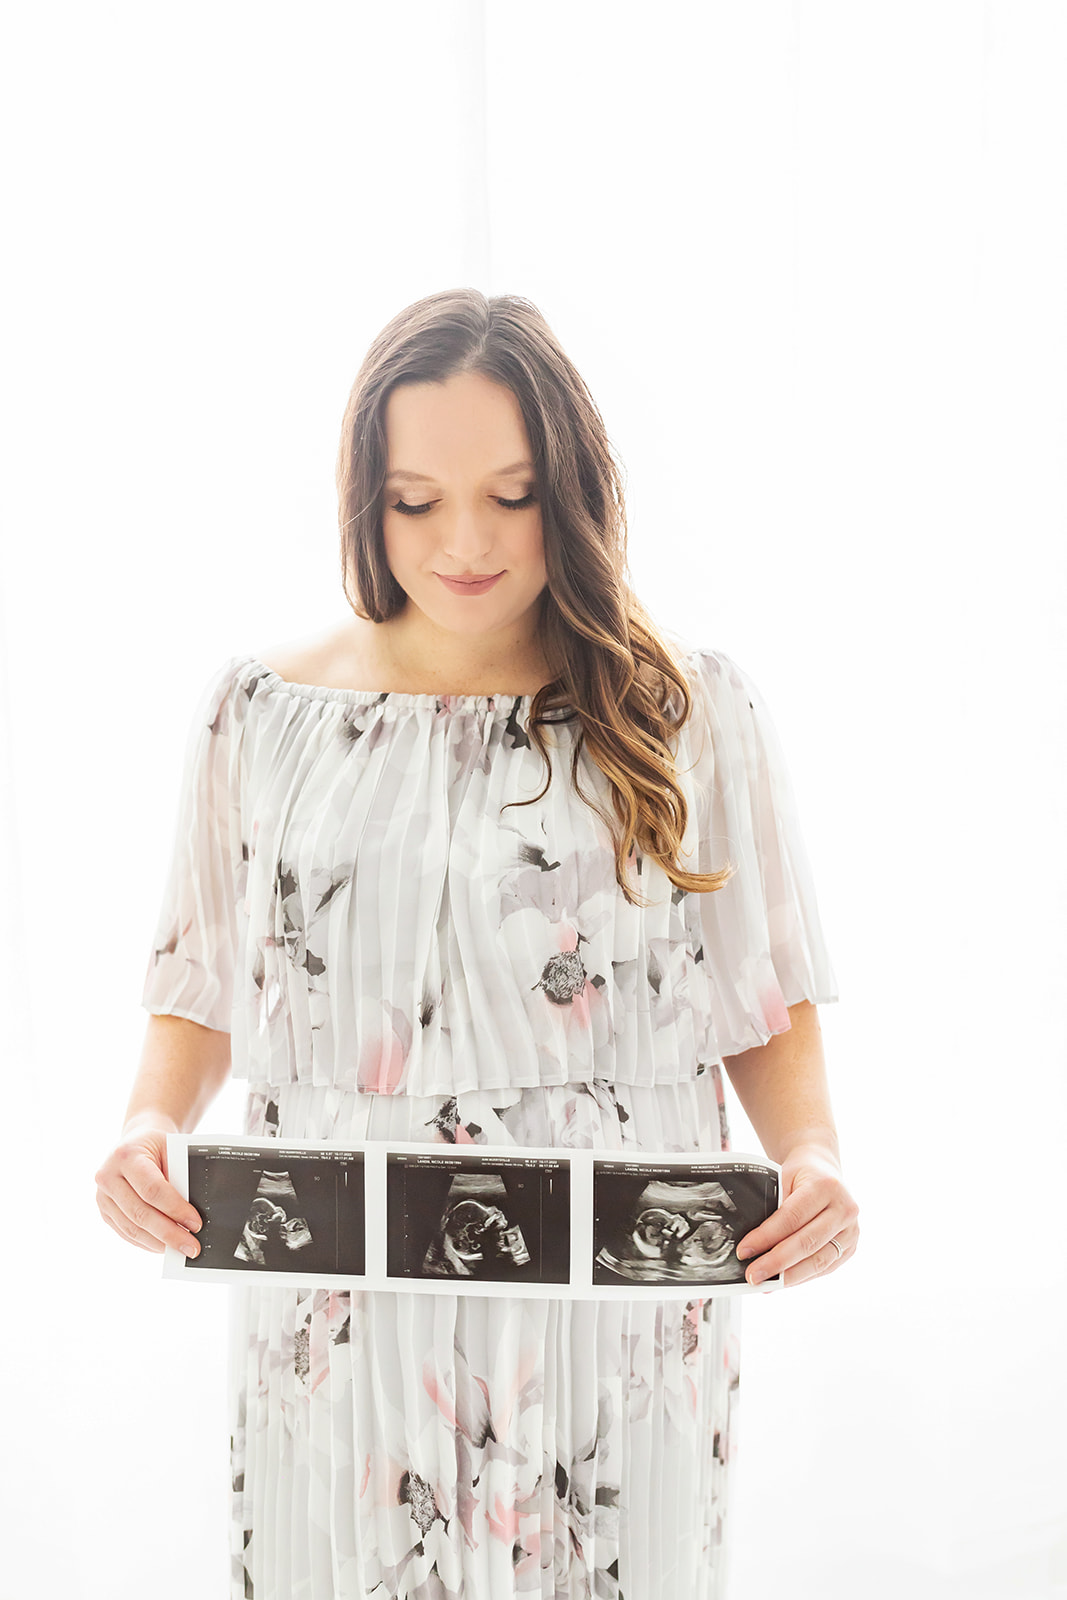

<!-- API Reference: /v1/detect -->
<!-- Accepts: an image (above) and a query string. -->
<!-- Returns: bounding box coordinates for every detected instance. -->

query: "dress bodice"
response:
[140,646,838,1093]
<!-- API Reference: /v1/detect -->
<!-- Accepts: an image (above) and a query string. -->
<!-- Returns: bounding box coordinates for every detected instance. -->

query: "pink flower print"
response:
[424,1095,495,1145]
[757,973,791,1035]
[421,1356,495,1449]
[486,1484,531,1548]
[421,1363,459,1428]
[486,1491,522,1544]
[363,1451,412,1511]
[307,1300,332,1394]
[356,1001,413,1093]
[487,1329,544,1441]
[356,1029,407,1093]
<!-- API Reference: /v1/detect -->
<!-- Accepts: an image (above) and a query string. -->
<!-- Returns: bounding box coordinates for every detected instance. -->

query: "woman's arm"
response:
[121,1012,233,1136]
[722,998,859,1287]
[95,1014,233,1257]
[721,998,839,1165]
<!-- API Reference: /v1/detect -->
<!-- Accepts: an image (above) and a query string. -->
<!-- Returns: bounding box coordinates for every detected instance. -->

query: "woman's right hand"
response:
[95,1125,203,1258]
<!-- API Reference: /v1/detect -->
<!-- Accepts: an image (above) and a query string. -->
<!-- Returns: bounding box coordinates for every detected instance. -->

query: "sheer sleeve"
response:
[139,656,246,1032]
[682,647,839,1057]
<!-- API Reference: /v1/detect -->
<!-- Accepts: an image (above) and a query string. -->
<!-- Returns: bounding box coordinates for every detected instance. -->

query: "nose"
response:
[438,506,496,566]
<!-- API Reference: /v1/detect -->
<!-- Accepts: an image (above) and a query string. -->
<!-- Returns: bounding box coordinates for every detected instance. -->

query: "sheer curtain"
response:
[2,3,1064,1595]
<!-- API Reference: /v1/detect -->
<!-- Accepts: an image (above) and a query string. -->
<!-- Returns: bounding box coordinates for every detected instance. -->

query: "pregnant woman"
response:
[95,287,859,1599]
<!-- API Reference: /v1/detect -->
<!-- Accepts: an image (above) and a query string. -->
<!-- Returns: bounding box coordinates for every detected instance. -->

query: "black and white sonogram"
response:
[387,1152,570,1284]
[592,1161,779,1286]
[234,1169,313,1266]
[184,1144,366,1277]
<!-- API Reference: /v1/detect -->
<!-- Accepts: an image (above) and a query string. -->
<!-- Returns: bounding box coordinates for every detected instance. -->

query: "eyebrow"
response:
[385,459,534,485]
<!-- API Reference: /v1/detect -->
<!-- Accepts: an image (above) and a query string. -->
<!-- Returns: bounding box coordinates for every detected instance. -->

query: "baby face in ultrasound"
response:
[234,1181,314,1264]
[632,1206,735,1264]
[249,1198,286,1235]
[449,1201,510,1259]
[594,1178,741,1284]
[421,1196,531,1277]
[629,1178,738,1269]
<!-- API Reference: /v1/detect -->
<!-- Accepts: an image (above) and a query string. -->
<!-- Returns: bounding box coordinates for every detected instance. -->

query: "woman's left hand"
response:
[734,1142,860,1288]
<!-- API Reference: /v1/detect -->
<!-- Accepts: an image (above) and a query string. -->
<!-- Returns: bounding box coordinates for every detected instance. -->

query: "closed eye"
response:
[391,493,536,517]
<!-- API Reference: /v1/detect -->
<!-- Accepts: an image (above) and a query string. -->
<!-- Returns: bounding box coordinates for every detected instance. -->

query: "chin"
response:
[430,609,511,633]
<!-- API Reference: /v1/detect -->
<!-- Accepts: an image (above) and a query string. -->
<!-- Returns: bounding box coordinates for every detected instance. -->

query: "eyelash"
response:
[390,493,536,518]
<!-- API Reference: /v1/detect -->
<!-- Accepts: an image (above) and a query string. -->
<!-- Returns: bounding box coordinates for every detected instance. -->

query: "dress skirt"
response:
[228,1068,742,1600]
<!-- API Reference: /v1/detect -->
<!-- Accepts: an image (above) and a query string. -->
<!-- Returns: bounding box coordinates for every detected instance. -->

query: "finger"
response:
[743,1207,839,1284]
[124,1151,202,1235]
[737,1174,858,1262]
[782,1232,854,1289]
[755,1218,857,1287]
[105,1170,201,1256]
[97,1191,166,1254]
[735,1191,826,1263]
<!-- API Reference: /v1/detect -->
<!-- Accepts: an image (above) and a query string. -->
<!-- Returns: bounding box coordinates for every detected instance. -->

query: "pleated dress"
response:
[139,641,838,1600]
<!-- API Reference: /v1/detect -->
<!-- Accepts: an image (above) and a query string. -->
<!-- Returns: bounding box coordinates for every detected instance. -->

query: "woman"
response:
[95,288,858,1599]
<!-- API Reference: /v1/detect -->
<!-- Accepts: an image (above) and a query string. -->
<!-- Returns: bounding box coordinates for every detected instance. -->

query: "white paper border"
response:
[163,1134,784,1299]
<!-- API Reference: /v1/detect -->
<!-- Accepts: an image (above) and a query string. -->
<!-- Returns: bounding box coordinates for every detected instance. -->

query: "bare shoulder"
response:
[253,634,328,686]
[254,617,375,691]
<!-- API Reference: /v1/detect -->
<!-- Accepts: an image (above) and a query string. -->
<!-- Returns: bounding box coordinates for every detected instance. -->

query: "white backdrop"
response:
[2,3,1065,1596]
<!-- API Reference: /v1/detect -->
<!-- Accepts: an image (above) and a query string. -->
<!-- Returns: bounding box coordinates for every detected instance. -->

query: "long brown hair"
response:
[336,288,734,908]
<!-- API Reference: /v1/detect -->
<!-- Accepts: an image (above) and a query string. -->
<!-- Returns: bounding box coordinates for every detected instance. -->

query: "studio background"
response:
[1,3,1064,1596]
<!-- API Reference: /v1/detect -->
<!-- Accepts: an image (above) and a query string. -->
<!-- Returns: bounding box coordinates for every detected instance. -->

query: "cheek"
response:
[382,520,422,570]
[520,518,546,571]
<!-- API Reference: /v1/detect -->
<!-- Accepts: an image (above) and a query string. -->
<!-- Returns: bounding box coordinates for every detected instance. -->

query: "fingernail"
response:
[747,1268,763,1285]
[183,1240,199,1258]
[736,1247,751,1261]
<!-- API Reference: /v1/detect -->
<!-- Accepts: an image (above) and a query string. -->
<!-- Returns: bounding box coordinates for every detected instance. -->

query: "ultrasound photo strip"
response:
[163,1135,784,1300]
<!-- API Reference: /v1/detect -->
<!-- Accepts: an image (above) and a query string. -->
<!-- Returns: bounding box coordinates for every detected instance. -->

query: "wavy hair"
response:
[335,288,734,908]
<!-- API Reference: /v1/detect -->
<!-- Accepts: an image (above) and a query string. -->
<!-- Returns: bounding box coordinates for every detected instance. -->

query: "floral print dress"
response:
[140,643,837,1600]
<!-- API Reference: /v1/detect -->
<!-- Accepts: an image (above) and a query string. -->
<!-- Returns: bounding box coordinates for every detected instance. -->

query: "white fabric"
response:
[139,641,837,1599]
[141,646,837,1085]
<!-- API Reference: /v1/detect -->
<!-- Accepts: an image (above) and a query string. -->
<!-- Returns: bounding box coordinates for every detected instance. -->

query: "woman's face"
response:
[381,370,547,642]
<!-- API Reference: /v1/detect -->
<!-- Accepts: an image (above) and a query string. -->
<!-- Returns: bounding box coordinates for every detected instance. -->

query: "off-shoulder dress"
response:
[140,643,838,1600]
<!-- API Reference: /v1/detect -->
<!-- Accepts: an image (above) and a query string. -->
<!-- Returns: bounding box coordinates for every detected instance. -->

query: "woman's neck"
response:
[347,609,555,697]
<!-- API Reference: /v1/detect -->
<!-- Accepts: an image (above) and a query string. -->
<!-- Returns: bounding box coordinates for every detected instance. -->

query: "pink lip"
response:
[436,572,504,595]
